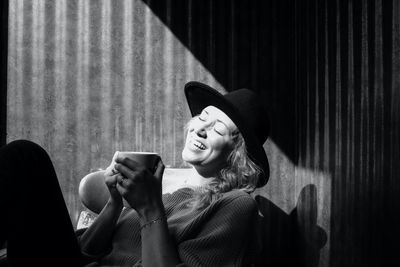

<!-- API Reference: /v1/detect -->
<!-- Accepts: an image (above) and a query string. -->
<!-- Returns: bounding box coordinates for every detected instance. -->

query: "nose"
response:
[195,128,207,138]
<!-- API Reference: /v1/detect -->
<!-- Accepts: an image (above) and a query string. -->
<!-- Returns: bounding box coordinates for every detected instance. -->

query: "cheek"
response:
[211,138,234,157]
[184,130,194,144]
[188,120,201,131]
[220,144,234,159]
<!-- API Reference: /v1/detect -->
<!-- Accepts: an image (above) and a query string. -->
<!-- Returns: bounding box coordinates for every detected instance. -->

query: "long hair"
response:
[184,117,263,210]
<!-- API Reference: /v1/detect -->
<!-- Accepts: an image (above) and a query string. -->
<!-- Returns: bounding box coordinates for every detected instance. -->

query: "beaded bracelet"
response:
[140,216,166,230]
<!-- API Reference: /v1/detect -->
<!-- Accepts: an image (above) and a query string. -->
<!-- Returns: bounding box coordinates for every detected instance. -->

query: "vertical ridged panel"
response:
[7,0,223,223]
[296,0,399,265]
[6,0,399,266]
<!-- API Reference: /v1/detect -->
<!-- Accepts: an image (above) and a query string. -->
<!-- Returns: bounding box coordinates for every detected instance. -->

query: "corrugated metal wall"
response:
[6,0,400,266]
[295,0,400,266]
[7,0,224,223]
[0,1,7,145]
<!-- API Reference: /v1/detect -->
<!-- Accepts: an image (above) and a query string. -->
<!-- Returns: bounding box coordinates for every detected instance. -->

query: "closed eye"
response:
[214,122,227,135]
[198,110,209,121]
[214,128,223,136]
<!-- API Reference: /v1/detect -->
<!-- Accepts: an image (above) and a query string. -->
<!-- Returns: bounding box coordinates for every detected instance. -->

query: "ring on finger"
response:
[116,174,124,184]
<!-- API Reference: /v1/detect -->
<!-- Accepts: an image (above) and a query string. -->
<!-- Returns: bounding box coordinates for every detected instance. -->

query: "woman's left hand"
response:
[114,156,165,218]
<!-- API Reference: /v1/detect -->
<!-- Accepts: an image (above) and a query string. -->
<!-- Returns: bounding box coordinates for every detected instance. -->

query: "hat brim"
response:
[184,82,269,187]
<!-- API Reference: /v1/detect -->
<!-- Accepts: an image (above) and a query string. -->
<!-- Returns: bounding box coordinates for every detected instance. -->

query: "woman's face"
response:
[182,106,238,175]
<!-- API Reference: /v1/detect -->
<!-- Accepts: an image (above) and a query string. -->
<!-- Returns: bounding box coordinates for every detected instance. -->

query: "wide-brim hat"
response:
[184,81,270,187]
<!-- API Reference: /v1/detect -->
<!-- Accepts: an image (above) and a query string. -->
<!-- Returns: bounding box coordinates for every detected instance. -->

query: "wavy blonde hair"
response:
[184,117,263,210]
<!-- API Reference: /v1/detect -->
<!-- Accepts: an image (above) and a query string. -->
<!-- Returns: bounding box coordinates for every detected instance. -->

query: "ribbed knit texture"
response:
[83,187,257,267]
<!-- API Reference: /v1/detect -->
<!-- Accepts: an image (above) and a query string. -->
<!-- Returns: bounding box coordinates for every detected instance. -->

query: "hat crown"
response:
[223,89,269,144]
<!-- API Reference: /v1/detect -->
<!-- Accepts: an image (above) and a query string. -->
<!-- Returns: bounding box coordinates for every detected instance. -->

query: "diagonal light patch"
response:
[257,138,331,263]
[140,0,226,94]
[134,0,226,166]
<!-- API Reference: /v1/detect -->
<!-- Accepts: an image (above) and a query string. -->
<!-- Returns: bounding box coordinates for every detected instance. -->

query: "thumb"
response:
[153,158,165,181]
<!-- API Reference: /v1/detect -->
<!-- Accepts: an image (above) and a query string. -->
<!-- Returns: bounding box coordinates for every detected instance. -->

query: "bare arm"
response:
[79,171,124,256]
[79,197,123,256]
[138,202,180,267]
[115,158,181,267]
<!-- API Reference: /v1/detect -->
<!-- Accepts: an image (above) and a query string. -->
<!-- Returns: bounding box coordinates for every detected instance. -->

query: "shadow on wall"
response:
[142,0,298,162]
[255,185,327,267]
[141,0,328,266]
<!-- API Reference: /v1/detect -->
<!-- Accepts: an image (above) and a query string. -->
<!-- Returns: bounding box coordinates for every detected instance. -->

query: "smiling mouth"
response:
[192,139,206,150]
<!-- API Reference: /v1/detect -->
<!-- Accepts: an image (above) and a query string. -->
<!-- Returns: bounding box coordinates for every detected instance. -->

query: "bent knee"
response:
[6,139,49,159]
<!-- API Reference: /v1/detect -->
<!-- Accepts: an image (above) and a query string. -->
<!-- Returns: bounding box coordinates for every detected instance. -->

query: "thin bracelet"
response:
[140,216,166,230]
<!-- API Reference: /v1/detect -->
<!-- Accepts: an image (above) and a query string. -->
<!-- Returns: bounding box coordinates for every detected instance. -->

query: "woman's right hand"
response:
[104,172,123,206]
[80,170,124,256]
[104,151,124,206]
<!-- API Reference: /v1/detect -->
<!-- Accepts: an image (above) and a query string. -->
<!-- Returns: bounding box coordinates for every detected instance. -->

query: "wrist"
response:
[137,202,165,223]
[140,216,166,231]
[108,197,123,209]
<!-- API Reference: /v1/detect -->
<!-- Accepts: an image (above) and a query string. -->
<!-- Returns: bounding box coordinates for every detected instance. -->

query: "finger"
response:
[105,175,118,187]
[116,182,128,196]
[115,156,142,170]
[116,174,124,184]
[114,163,139,180]
[153,158,165,180]
[111,166,119,175]
[104,167,116,176]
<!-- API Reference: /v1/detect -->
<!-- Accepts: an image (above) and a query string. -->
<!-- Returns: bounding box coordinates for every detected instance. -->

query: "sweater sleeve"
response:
[176,192,258,267]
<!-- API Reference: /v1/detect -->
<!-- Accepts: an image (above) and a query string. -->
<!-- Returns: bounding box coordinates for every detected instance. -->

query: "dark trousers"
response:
[0,140,83,266]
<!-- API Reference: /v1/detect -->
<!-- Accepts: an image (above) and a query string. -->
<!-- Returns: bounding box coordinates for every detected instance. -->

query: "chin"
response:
[182,148,204,165]
[182,147,191,162]
[181,149,189,162]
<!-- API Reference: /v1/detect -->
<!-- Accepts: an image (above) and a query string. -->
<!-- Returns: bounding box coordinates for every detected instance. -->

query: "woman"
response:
[0,81,269,267]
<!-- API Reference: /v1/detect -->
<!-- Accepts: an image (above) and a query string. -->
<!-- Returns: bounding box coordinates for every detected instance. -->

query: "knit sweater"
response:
[83,187,258,267]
